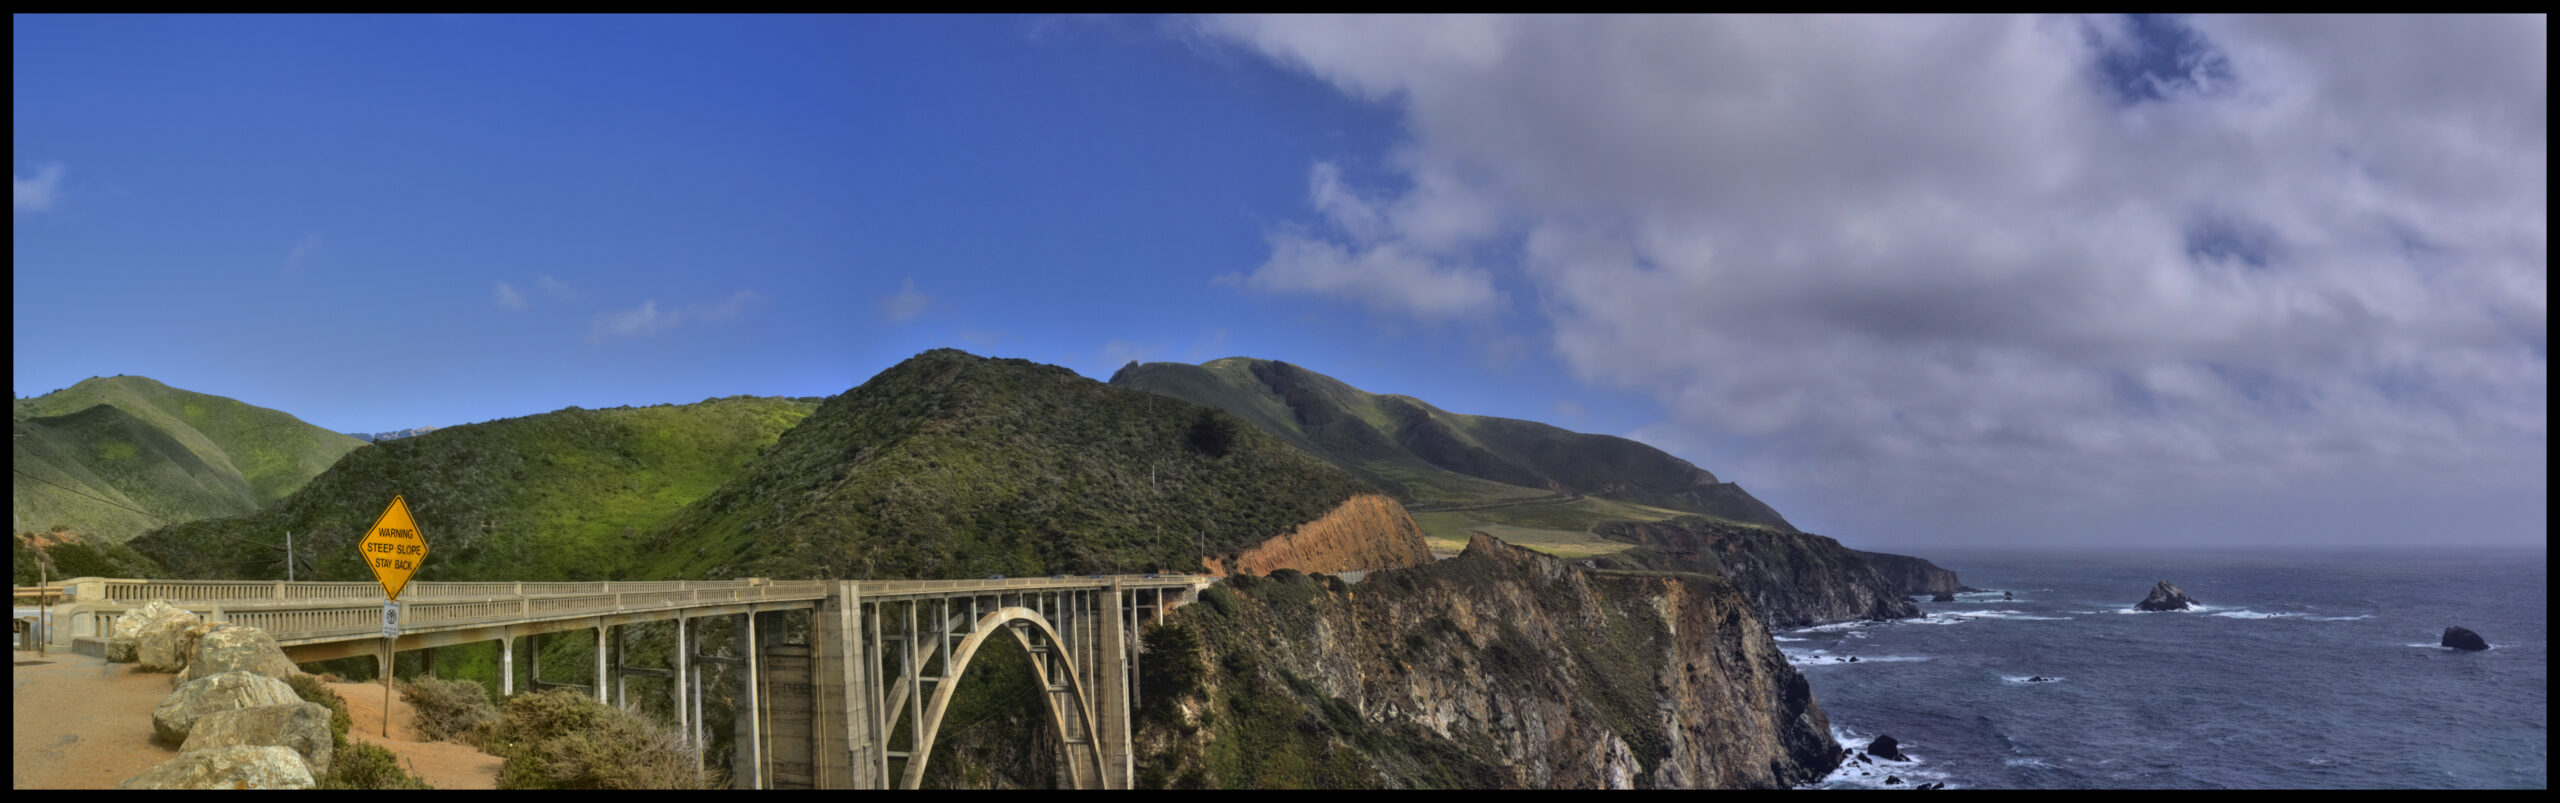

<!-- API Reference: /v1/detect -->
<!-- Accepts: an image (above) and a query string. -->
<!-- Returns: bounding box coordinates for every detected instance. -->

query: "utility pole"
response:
[286,531,293,582]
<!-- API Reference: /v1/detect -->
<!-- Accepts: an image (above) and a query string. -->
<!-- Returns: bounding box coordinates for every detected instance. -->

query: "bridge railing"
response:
[44,578,837,646]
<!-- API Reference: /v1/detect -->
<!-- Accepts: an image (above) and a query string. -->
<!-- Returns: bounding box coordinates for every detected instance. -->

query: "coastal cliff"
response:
[1203,493,1436,577]
[1854,550,1978,597]
[1132,532,1840,789]
[1589,517,1920,628]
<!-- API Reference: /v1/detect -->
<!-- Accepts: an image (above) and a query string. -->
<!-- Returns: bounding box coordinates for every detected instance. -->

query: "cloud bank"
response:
[14,162,66,212]
[1201,15,2547,543]
[587,290,761,344]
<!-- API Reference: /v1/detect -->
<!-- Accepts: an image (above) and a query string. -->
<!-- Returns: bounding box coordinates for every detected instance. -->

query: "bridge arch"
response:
[889,605,1105,789]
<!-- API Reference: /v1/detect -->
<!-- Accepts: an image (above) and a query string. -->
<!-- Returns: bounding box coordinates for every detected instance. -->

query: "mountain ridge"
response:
[1109,357,1795,532]
[14,375,367,544]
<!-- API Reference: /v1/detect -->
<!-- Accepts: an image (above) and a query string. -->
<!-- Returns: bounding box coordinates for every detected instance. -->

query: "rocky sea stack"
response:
[2441,626,2490,651]
[2134,580,2197,611]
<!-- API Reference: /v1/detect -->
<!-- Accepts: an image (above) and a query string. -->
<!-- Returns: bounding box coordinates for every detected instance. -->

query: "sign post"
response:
[359,495,429,737]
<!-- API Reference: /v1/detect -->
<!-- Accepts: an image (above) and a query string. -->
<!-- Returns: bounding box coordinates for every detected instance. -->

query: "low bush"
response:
[400,676,499,745]
[490,689,716,789]
[320,742,433,789]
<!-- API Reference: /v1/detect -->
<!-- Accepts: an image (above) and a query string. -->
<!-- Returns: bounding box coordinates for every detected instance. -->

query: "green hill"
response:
[637,349,1378,581]
[126,395,818,582]
[1108,358,1796,548]
[13,376,369,544]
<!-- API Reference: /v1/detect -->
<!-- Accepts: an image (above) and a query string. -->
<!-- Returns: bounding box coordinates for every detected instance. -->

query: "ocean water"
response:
[1789,548,2546,789]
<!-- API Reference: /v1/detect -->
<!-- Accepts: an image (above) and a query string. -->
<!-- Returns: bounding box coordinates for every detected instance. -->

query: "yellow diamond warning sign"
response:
[359,495,429,600]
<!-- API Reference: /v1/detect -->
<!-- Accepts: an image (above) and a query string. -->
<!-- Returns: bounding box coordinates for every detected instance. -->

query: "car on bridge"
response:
[985,574,1004,580]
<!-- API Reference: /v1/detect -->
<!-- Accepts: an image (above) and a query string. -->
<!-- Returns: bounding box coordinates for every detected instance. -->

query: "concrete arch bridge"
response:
[31,574,1210,789]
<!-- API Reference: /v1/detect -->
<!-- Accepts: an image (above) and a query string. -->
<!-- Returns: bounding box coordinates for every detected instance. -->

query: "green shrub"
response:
[319,741,433,789]
[490,689,716,789]
[400,676,500,745]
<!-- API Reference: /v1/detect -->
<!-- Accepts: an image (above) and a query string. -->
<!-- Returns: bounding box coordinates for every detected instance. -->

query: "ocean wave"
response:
[1816,728,1954,789]
[1788,651,1931,667]
[2001,675,2064,684]
[2210,609,2305,619]
[1932,609,2073,621]
[1793,621,1870,634]
[2304,614,2375,621]
[1773,636,1809,642]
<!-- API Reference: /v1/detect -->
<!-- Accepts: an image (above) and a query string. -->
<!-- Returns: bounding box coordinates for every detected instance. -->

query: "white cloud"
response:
[495,281,527,310]
[536,275,576,301]
[14,162,65,213]
[879,278,931,323]
[1227,159,1507,320]
[284,233,324,272]
[1203,15,2548,541]
[586,290,761,344]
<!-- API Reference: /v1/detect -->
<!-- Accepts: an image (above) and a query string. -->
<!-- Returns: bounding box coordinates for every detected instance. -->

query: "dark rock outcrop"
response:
[1854,551,1978,596]
[1930,592,1955,602]
[1591,517,1920,628]
[2134,581,2197,612]
[1869,734,1910,761]
[2441,626,2490,651]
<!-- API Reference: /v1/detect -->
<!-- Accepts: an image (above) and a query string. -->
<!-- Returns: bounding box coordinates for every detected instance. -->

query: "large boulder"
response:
[109,600,200,666]
[117,745,316,789]
[152,671,302,746]
[2134,581,2198,612]
[2441,626,2490,651]
[1870,733,1911,761]
[176,624,300,688]
[178,701,335,777]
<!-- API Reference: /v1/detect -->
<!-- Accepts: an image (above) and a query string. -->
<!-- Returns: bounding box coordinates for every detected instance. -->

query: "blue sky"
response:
[16,15,2547,550]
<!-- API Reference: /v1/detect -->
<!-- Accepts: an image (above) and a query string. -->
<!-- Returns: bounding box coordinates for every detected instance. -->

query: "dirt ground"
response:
[326,678,504,789]
[10,647,500,789]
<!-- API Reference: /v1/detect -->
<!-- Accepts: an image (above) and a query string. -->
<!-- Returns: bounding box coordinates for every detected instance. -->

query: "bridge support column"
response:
[595,625,609,704]
[672,617,689,756]
[814,582,870,789]
[733,612,764,789]
[501,635,514,697]
[1097,583,1131,790]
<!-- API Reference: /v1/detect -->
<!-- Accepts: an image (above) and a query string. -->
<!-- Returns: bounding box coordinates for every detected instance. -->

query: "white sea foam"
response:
[1773,635,1809,642]
[1933,609,2073,621]
[1788,650,1931,667]
[1817,728,1954,789]
[1794,621,1869,634]
[2001,674,2063,684]
[2004,757,2056,769]
[2305,614,2375,621]
[2210,609,2304,619]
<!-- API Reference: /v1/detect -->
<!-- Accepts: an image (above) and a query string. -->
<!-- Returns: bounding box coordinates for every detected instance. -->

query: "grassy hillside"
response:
[127,395,817,582]
[13,375,369,544]
[638,349,1378,581]
[1109,357,1798,554]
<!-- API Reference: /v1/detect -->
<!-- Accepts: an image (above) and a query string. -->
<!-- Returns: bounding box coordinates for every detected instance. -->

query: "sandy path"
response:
[11,650,181,789]
[9,646,500,789]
